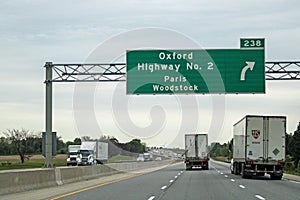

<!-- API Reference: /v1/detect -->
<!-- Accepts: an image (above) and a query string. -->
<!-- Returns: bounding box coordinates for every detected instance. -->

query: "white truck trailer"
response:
[184,134,209,170]
[67,145,81,166]
[77,141,109,165]
[231,115,286,179]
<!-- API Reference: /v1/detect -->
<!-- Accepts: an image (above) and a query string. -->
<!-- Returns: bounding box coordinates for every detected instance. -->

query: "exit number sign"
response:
[240,38,264,49]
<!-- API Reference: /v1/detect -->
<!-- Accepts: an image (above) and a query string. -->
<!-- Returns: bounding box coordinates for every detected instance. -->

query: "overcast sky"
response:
[0,0,299,148]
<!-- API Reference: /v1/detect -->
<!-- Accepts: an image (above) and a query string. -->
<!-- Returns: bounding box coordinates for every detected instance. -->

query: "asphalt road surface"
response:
[49,160,300,200]
[1,160,299,200]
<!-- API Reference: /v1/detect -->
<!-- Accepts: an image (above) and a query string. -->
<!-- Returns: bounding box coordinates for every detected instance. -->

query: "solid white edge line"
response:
[255,195,265,200]
[148,196,156,200]
[287,180,300,184]
[239,185,246,189]
[161,185,167,190]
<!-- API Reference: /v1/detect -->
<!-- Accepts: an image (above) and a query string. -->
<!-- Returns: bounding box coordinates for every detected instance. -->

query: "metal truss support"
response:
[47,61,300,82]
[43,61,299,167]
[51,63,126,82]
[265,61,300,80]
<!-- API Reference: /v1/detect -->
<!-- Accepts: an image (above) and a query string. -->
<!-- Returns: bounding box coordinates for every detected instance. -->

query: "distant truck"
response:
[231,115,286,179]
[184,134,209,170]
[76,141,108,166]
[67,145,81,166]
[143,152,153,161]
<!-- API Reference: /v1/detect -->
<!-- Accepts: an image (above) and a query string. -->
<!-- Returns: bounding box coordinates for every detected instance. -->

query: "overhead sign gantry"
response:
[43,38,300,167]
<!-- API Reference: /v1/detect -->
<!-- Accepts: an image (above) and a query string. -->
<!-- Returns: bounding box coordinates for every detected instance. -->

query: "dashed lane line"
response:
[148,196,156,200]
[255,195,266,200]
[239,185,246,189]
[161,185,167,190]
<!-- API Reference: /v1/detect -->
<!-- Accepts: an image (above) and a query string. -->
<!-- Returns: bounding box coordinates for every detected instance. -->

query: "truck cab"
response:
[67,145,81,166]
[76,149,95,166]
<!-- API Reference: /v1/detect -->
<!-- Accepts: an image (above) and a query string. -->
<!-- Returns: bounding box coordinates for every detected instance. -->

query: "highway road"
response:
[49,160,300,200]
[1,160,299,200]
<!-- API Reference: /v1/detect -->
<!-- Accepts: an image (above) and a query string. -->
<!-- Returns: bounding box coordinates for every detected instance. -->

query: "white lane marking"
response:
[224,175,228,178]
[161,186,167,190]
[180,171,183,173]
[178,173,181,175]
[255,195,265,200]
[220,172,224,175]
[175,176,178,179]
[239,185,246,189]
[148,196,156,200]
[288,180,300,184]
[170,179,174,183]
[230,179,235,182]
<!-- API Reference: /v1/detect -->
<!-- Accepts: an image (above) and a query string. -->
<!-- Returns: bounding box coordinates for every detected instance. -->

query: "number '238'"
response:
[243,39,262,47]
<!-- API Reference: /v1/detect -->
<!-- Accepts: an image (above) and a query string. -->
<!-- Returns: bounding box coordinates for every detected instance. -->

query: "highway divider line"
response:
[255,194,265,200]
[50,173,143,200]
[286,179,300,184]
[148,196,156,200]
[161,185,167,190]
[51,161,178,200]
[239,185,246,189]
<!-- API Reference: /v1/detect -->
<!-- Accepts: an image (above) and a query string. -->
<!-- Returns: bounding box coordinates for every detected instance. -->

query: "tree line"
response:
[0,129,146,163]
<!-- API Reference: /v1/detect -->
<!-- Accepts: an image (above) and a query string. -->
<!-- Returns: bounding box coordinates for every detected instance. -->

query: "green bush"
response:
[285,162,295,171]
[297,161,300,173]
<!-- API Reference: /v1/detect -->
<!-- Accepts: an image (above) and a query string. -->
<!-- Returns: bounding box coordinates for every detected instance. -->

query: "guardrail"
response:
[0,160,175,195]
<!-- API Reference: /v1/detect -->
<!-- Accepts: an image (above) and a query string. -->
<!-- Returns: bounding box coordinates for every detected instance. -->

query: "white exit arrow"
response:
[240,61,255,81]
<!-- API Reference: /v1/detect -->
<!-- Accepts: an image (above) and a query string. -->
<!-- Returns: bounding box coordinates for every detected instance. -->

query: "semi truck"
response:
[143,152,153,161]
[76,141,109,165]
[66,145,81,166]
[184,134,209,170]
[231,115,286,179]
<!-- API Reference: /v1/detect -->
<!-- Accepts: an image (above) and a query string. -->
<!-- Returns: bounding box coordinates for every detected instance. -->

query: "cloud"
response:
[0,0,300,147]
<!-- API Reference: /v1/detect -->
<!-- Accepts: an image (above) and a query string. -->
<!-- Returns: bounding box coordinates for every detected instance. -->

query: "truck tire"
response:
[234,163,240,175]
[205,164,209,170]
[241,164,250,178]
[186,164,192,170]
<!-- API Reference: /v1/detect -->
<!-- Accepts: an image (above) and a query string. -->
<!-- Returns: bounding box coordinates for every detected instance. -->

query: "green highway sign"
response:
[126,45,265,94]
[240,38,264,49]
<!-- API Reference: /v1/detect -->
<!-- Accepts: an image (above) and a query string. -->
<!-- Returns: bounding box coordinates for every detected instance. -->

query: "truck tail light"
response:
[277,160,284,166]
[246,161,253,165]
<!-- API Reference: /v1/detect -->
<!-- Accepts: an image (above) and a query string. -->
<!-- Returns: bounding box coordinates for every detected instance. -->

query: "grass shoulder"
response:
[0,154,67,170]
